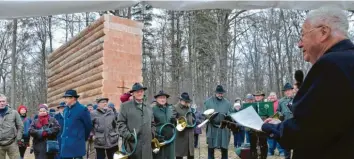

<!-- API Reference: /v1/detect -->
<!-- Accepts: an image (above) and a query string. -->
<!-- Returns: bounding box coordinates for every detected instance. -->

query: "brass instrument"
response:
[176,111,196,131]
[197,109,219,128]
[114,129,137,159]
[151,123,176,154]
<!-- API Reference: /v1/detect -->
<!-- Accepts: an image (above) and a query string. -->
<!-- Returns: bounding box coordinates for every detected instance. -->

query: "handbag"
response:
[46,140,59,153]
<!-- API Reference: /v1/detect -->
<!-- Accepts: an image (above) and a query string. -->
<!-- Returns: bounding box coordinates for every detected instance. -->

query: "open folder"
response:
[230,106,264,132]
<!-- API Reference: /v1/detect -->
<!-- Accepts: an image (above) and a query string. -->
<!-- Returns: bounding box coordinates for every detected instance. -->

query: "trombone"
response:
[114,129,138,159]
[151,123,177,154]
[176,111,197,131]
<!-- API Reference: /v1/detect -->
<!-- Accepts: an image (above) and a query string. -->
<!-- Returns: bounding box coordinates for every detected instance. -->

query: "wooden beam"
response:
[48,65,103,92]
[47,51,103,83]
[48,42,103,77]
[49,16,104,62]
[47,73,103,102]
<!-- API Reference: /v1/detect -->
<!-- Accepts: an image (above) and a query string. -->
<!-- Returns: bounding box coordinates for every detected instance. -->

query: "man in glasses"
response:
[263,6,354,159]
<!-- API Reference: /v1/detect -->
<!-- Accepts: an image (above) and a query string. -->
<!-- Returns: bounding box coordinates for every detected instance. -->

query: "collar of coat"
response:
[67,101,78,108]
[178,103,189,109]
[325,39,354,55]
[97,108,112,114]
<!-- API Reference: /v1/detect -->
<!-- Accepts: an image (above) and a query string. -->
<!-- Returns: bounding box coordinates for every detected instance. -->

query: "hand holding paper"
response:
[230,107,264,131]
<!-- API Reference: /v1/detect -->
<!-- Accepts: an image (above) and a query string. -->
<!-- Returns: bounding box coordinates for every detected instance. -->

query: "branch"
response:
[228,10,247,24]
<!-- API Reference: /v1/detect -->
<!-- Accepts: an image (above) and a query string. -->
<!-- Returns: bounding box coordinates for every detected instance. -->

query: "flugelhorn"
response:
[152,123,176,154]
[114,129,137,159]
[176,111,197,131]
[197,109,219,128]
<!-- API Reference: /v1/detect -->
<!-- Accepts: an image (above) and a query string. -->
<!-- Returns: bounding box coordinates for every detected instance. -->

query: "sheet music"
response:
[230,106,264,131]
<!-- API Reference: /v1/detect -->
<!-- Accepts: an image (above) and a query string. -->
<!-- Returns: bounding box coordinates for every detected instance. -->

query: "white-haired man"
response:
[263,6,354,159]
[0,94,24,159]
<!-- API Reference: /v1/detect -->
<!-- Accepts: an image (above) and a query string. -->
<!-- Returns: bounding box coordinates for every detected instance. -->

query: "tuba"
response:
[151,123,177,154]
[114,129,138,159]
[176,111,197,131]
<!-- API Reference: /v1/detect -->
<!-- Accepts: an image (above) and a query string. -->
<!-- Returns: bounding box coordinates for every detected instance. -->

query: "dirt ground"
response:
[20,132,284,159]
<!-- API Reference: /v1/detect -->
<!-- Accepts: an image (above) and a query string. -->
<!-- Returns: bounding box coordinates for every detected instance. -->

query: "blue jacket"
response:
[54,113,64,144]
[60,101,92,158]
[21,116,32,142]
[262,39,354,159]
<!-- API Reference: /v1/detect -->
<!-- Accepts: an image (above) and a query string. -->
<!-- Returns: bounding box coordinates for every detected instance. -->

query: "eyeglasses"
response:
[299,25,325,42]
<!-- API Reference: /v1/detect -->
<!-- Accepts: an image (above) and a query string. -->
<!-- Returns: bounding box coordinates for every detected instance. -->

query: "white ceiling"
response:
[0,1,353,19]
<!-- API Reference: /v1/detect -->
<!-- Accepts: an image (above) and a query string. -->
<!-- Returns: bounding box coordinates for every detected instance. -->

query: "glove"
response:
[17,139,24,147]
[220,120,229,129]
[42,131,48,137]
[227,122,240,133]
[156,135,165,141]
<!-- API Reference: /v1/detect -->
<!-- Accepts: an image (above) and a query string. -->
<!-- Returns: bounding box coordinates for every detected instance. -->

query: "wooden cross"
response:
[117,80,130,94]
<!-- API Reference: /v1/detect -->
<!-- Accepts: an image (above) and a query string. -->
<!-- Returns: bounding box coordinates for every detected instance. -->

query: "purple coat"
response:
[194,110,203,134]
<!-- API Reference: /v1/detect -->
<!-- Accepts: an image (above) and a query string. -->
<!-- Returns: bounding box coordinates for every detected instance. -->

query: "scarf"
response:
[20,115,27,121]
[36,114,49,128]
[0,106,8,117]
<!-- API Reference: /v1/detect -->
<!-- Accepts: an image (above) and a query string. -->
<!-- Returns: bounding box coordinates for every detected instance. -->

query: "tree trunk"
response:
[11,19,17,108]
[85,12,90,27]
[48,15,53,53]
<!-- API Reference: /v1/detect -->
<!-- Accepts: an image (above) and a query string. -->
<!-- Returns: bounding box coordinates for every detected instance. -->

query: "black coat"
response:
[262,39,354,159]
[29,117,60,159]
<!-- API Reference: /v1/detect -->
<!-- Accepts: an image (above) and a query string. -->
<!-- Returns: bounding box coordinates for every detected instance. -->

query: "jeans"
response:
[208,148,228,159]
[245,131,250,144]
[96,146,118,159]
[194,134,199,148]
[233,131,244,147]
[267,138,284,155]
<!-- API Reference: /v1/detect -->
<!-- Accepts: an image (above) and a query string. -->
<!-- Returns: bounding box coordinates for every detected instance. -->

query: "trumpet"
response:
[152,123,176,154]
[114,129,137,159]
[176,111,197,131]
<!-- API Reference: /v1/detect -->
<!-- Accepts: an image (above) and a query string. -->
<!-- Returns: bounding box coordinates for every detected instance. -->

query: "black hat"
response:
[215,85,226,94]
[154,90,170,99]
[282,83,294,91]
[253,90,265,96]
[179,92,192,102]
[129,83,147,93]
[96,97,109,103]
[63,90,80,98]
[57,102,66,109]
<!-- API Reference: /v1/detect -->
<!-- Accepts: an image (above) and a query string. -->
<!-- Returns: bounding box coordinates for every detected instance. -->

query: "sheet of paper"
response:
[230,106,264,131]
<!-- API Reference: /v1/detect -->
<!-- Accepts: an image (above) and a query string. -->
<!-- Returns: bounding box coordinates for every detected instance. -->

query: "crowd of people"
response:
[0,6,354,159]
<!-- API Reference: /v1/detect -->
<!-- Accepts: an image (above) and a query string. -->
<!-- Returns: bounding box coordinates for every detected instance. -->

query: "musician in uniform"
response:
[173,92,194,159]
[249,90,268,159]
[203,85,236,159]
[117,83,156,159]
[151,90,176,159]
[277,83,294,159]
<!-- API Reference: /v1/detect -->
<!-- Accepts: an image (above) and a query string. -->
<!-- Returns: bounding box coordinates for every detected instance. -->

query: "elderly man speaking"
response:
[262,6,354,159]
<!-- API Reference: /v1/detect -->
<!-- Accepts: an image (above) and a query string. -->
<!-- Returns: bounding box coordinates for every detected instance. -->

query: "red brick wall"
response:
[47,15,143,110]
